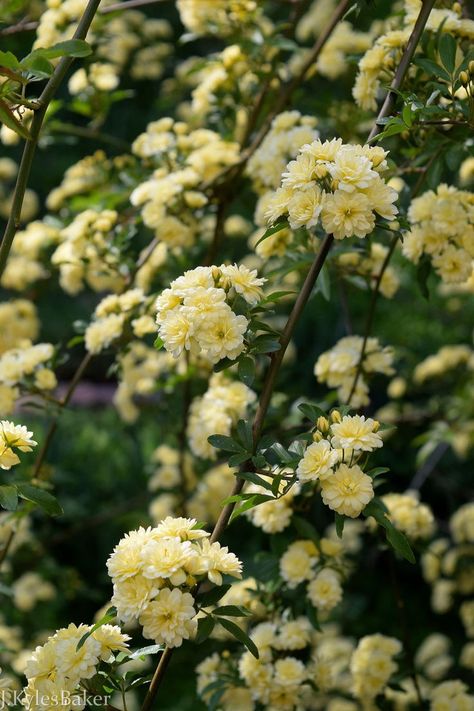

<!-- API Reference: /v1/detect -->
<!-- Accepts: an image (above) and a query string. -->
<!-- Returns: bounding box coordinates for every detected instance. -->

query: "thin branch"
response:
[203,197,230,267]
[203,0,352,191]
[0,18,38,36]
[368,0,437,141]
[0,0,103,281]
[49,121,130,151]
[346,232,399,405]
[141,648,173,711]
[100,0,169,13]
[409,441,449,490]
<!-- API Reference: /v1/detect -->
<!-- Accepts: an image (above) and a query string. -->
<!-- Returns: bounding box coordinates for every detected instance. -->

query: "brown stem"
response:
[203,197,230,267]
[0,528,15,569]
[141,648,173,711]
[100,0,168,13]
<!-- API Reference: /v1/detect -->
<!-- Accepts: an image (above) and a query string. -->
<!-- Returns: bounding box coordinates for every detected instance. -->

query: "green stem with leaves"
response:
[0,0,102,280]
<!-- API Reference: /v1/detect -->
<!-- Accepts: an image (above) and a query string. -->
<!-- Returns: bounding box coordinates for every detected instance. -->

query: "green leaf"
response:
[230,494,274,522]
[195,615,215,644]
[238,470,273,491]
[317,264,331,301]
[255,220,287,247]
[414,58,451,82]
[438,32,457,74]
[298,402,326,421]
[128,644,164,659]
[213,605,252,617]
[0,485,18,511]
[238,356,256,387]
[20,54,54,78]
[236,419,253,451]
[154,336,164,350]
[292,515,320,545]
[252,335,281,354]
[197,584,232,608]
[208,434,245,453]
[217,618,259,658]
[0,50,20,70]
[306,602,322,631]
[335,513,345,538]
[36,40,92,59]
[367,467,390,479]
[0,99,31,139]
[227,451,251,467]
[385,525,415,564]
[16,483,63,516]
[76,607,117,650]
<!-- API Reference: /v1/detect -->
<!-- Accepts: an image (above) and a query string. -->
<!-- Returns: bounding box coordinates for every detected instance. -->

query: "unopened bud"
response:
[459,71,469,86]
[331,410,342,423]
[372,420,380,432]
[312,430,323,442]
[469,60,474,75]
[452,2,462,14]
[317,416,329,433]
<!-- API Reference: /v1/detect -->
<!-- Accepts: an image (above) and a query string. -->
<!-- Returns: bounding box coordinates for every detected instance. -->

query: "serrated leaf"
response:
[217,618,259,658]
[16,483,62,516]
[238,356,255,387]
[197,584,231,608]
[21,54,54,78]
[0,485,18,511]
[414,58,451,82]
[76,607,117,650]
[208,434,245,453]
[195,615,215,644]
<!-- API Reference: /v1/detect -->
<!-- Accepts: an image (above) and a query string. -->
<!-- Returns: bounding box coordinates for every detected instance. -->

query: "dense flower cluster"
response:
[130,118,239,252]
[1,222,60,292]
[315,335,395,407]
[265,139,398,238]
[107,517,242,646]
[0,343,57,415]
[422,502,474,625]
[413,345,474,384]
[176,0,257,36]
[353,1,474,111]
[403,185,474,285]
[51,209,126,295]
[296,414,382,517]
[0,421,37,470]
[35,0,172,94]
[0,300,39,355]
[350,634,402,703]
[156,265,264,364]
[247,112,319,192]
[84,289,154,355]
[22,622,130,711]
[379,491,435,540]
[187,373,256,458]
